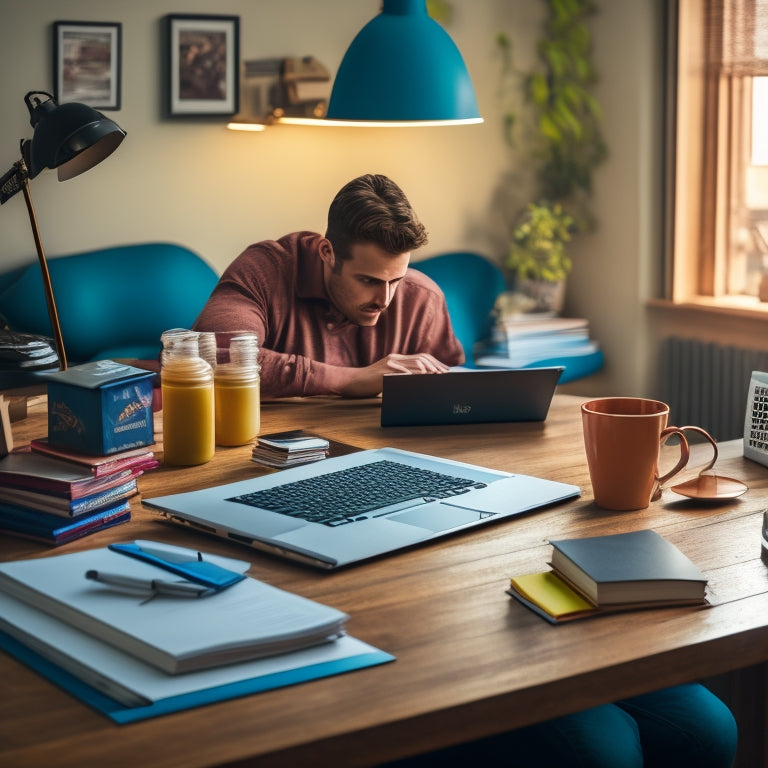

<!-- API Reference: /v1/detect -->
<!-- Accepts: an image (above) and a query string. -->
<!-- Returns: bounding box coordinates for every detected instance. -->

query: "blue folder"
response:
[0,628,394,724]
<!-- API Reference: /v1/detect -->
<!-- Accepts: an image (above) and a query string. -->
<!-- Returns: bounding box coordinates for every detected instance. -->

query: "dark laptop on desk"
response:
[144,446,580,570]
[380,367,564,427]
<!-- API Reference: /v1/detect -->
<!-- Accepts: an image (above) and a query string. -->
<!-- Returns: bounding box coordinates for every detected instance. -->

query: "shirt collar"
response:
[294,232,347,325]
[295,232,328,300]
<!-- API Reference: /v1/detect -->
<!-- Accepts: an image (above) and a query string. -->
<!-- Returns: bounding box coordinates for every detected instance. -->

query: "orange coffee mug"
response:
[581,397,690,511]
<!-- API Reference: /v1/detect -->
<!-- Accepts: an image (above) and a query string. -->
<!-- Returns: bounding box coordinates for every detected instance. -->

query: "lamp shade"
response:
[326,0,482,125]
[22,92,126,181]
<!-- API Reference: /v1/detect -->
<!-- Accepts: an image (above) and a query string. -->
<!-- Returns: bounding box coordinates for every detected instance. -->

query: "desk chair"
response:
[412,252,506,367]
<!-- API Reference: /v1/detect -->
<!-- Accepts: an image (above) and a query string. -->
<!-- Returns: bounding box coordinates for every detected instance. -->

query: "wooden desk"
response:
[2,394,768,768]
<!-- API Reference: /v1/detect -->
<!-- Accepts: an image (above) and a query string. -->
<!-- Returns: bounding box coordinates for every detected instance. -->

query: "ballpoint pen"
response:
[85,570,214,598]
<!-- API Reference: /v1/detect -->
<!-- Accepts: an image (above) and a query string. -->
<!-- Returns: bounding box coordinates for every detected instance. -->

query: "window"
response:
[668,0,768,305]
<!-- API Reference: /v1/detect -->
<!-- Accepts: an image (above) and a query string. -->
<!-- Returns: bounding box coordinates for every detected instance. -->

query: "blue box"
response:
[46,361,155,455]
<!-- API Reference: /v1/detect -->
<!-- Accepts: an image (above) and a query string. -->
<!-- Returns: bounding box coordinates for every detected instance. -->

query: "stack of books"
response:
[507,529,709,623]
[0,442,158,545]
[0,544,392,722]
[251,430,330,468]
[474,314,602,378]
[0,330,59,371]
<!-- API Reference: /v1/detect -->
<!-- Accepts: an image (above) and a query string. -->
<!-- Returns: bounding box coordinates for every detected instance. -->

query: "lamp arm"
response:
[20,172,67,370]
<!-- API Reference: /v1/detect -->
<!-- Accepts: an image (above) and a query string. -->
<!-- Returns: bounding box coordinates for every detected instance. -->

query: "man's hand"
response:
[336,353,450,398]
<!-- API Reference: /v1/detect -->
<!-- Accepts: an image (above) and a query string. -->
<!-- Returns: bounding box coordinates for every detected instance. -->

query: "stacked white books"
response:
[0,544,392,720]
[475,314,600,370]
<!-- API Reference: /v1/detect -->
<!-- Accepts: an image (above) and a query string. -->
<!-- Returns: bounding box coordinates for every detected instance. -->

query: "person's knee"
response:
[619,683,737,768]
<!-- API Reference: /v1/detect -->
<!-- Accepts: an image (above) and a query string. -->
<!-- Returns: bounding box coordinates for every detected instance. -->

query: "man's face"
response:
[321,241,410,327]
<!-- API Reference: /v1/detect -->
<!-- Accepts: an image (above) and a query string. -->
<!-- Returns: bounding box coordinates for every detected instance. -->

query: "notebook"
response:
[380,367,564,427]
[144,447,580,570]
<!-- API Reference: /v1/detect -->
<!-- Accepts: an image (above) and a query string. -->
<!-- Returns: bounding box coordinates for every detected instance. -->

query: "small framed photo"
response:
[165,14,240,117]
[54,21,122,110]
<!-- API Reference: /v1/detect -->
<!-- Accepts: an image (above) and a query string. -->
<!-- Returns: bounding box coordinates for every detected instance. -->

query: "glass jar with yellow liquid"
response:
[214,333,260,446]
[160,332,215,465]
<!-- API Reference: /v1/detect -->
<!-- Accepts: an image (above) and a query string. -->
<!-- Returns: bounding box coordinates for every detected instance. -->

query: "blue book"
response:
[0,478,137,517]
[0,500,130,544]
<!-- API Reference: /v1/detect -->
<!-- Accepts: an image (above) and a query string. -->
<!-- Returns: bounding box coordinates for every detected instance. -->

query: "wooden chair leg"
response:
[0,396,13,458]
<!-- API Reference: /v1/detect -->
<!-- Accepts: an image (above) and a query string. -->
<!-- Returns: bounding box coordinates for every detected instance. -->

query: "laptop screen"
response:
[380,367,563,427]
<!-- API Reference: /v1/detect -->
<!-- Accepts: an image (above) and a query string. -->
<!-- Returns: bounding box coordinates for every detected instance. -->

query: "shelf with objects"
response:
[473,293,604,385]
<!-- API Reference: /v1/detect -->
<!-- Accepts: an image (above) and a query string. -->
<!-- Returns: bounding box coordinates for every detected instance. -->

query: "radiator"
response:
[659,337,768,441]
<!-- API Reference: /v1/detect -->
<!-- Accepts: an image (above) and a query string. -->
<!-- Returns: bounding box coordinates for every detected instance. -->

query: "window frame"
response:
[665,0,762,307]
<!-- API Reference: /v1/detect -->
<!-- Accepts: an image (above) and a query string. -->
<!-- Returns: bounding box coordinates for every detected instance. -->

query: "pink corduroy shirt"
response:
[192,231,464,398]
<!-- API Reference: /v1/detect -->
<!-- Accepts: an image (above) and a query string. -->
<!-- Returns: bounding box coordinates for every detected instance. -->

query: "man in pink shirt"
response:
[193,174,464,398]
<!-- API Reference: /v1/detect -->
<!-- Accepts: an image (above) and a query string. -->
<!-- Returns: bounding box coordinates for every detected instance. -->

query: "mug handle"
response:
[651,426,690,500]
[679,425,718,474]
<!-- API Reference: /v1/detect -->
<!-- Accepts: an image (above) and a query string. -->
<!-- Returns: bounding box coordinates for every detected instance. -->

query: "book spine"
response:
[0,501,131,543]
[0,466,139,499]
[70,480,138,516]
[0,478,137,517]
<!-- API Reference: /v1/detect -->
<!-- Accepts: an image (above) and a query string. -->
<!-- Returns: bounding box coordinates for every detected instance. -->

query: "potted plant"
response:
[498,0,607,313]
[506,201,574,313]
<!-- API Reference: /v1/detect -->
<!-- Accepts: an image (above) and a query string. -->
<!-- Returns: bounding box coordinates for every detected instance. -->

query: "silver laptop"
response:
[144,447,580,569]
[380,367,564,427]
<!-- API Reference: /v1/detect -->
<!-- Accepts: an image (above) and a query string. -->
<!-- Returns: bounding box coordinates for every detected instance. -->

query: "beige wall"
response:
[0,0,664,398]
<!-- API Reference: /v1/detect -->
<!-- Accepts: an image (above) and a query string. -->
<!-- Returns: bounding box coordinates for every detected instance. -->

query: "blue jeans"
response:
[382,684,737,768]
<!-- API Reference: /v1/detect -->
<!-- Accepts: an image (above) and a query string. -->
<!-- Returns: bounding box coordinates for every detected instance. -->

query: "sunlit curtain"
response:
[706,0,768,76]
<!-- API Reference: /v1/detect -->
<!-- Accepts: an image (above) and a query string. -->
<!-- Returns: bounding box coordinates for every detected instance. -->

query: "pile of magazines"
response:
[0,330,59,371]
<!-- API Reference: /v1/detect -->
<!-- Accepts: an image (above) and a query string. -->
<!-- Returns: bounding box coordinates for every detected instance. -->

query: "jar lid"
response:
[214,361,260,383]
[161,355,213,385]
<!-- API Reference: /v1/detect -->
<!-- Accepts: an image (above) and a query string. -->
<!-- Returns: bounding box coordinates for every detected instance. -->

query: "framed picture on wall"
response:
[164,14,240,117]
[54,21,122,110]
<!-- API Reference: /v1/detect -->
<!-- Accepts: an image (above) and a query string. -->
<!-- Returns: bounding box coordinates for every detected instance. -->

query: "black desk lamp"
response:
[0,91,126,370]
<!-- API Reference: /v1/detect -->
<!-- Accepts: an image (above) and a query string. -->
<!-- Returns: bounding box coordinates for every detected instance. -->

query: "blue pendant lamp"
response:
[324,0,482,126]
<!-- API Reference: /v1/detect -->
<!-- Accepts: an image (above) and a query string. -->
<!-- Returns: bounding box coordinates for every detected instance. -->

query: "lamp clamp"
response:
[0,150,28,205]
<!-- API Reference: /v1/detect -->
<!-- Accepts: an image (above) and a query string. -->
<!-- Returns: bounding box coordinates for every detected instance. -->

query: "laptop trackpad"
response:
[388,503,492,532]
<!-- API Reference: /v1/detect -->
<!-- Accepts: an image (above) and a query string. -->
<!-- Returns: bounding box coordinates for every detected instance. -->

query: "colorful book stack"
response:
[0,440,158,545]
[507,529,709,624]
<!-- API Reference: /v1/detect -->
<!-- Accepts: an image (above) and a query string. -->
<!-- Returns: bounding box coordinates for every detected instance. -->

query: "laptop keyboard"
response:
[227,459,487,527]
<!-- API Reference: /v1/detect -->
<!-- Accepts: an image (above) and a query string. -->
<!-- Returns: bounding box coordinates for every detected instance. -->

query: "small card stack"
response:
[508,529,709,623]
[251,430,330,468]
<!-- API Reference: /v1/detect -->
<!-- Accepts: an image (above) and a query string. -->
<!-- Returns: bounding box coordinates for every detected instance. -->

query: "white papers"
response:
[0,589,379,708]
[0,548,348,674]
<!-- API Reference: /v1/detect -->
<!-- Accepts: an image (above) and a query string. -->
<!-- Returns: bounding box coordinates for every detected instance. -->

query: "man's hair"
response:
[325,174,428,263]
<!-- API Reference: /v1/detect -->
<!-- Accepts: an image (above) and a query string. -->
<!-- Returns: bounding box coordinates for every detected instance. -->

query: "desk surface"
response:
[2,394,768,768]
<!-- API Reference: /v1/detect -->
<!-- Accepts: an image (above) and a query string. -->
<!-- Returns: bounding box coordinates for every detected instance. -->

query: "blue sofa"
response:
[0,243,219,390]
[412,251,603,383]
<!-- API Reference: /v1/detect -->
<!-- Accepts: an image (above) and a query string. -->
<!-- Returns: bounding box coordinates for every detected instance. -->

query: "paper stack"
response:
[251,430,330,468]
[0,441,158,544]
[0,544,393,722]
[475,314,601,370]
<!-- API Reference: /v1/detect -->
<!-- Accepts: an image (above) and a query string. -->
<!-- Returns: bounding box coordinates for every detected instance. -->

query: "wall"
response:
[0,0,664,398]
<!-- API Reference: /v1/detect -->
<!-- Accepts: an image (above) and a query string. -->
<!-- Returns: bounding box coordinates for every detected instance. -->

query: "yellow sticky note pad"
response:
[510,571,595,618]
